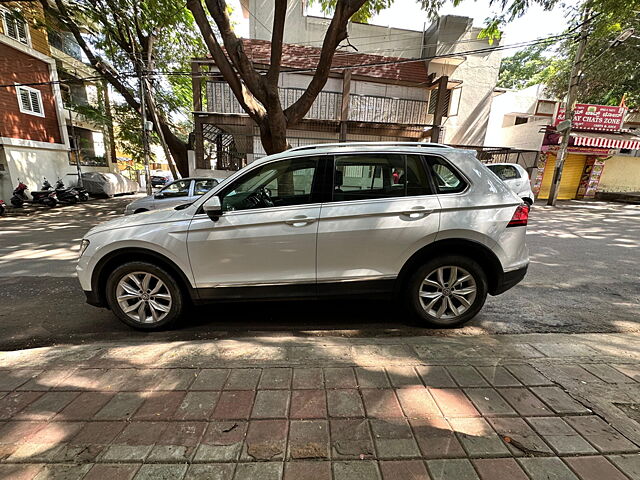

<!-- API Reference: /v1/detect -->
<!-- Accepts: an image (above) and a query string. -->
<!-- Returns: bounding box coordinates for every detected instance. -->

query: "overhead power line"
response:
[0,31,573,89]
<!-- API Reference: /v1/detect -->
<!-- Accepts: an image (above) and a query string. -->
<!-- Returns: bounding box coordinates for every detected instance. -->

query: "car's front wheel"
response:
[106,262,184,330]
[407,255,488,327]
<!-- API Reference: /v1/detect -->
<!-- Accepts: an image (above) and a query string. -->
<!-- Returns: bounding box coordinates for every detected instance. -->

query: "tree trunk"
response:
[258,120,288,155]
[159,123,189,177]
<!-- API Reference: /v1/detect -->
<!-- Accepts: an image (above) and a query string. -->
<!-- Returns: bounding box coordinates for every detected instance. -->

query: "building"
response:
[192,39,444,170]
[484,84,640,200]
[484,84,557,151]
[244,4,502,146]
[0,2,116,201]
[191,7,503,170]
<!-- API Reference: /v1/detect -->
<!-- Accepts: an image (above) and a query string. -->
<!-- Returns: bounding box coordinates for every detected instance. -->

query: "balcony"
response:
[205,82,432,125]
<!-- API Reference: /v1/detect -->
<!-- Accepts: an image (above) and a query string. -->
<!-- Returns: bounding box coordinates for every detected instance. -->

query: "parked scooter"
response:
[0,199,6,216]
[42,178,79,204]
[11,179,58,208]
[57,178,89,202]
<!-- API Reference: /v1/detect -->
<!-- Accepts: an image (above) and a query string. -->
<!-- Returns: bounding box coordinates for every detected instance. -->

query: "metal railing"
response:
[205,82,431,125]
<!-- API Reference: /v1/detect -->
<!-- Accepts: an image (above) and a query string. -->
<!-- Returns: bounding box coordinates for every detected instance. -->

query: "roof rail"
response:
[288,141,453,152]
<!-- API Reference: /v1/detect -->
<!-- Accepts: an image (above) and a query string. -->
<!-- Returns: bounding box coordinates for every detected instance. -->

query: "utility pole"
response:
[547,13,590,206]
[139,62,153,196]
[66,87,83,188]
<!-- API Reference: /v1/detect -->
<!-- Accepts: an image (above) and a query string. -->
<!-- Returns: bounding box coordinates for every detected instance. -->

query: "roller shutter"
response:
[537,154,586,200]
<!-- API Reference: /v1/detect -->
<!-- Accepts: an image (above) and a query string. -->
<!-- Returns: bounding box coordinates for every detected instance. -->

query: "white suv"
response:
[77,143,529,330]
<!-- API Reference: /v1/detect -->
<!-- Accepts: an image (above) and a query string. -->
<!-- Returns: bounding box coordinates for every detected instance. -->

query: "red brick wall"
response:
[0,43,63,143]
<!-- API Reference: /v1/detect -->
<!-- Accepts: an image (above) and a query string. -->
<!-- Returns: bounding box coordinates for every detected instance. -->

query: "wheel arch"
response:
[91,247,197,307]
[396,238,504,296]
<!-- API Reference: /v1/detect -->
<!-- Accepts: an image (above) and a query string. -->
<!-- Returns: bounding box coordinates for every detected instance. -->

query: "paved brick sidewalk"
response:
[1,333,640,479]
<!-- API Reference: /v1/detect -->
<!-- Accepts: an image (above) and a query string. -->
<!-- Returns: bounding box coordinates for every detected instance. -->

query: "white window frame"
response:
[1,8,31,46]
[16,85,45,117]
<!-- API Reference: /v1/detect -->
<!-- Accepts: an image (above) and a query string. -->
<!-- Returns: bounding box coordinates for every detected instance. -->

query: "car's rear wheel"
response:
[406,255,488,327]
[106,262,184,330]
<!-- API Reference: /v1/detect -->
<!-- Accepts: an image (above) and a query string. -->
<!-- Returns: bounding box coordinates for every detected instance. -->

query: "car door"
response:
[187,156,324,293]
[316,153,441,289]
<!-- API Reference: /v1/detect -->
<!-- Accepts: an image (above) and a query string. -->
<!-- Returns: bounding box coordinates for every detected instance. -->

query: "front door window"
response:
[160,179,191,197]
[220,157,320,212]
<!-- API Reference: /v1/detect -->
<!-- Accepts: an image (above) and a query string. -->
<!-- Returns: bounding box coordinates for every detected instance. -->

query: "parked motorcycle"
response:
[42,178,79,204]
[0,199,6,216]
[57,178,89,202]
[11,179,58,208]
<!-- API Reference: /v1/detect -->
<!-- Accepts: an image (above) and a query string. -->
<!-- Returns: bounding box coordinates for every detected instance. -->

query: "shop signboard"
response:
[554,104,626,132]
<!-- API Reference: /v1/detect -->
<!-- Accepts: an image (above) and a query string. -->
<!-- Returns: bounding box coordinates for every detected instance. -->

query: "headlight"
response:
[79,239,90,257]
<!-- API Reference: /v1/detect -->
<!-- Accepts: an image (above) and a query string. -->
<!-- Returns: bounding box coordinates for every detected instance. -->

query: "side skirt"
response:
[194,279,396,304]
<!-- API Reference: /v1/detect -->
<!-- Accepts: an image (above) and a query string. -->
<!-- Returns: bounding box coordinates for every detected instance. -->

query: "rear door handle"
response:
[284,216,316,227]
[401,207,433,219]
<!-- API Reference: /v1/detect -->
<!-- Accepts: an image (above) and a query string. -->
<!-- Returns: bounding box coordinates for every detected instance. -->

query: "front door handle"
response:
[401,207,433,219]
[284,216,316,227]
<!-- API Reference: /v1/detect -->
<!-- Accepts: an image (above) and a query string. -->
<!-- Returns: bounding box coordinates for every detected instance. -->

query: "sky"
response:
[230,0,579,48]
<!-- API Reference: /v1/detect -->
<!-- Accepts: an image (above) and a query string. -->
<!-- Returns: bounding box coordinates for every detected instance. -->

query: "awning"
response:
[571,131,640,150]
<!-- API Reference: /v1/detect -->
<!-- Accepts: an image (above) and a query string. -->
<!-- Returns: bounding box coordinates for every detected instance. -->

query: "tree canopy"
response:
[38,0,573,164]
[497,44,559,89]
[39,0,206,175]
[498,0,640,109]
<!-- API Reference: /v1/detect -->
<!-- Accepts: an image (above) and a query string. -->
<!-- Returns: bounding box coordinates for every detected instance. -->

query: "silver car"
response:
[79,142,529,330]
[124,177,223,215]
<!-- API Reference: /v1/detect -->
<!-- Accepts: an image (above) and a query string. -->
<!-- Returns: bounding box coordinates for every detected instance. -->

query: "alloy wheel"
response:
[418,266,477,319]
[116,272,172,324]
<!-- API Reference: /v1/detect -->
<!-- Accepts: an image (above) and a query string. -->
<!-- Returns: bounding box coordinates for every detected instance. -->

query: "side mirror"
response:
[154,193,164,199]
[203,196,223,220]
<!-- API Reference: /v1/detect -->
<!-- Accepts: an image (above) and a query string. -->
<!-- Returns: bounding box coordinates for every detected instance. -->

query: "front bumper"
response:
[490,264,528,295]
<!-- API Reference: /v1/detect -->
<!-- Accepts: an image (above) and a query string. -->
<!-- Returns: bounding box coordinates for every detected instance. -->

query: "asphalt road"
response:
[1,197,639,349]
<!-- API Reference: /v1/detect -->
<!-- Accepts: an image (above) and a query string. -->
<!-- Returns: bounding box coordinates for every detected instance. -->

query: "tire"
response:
[45,198,58,207]
[10,197,23,207]
[79,193,90,202]
[105,261,184,330]
[405,255,488,328]
[523,198,533,207]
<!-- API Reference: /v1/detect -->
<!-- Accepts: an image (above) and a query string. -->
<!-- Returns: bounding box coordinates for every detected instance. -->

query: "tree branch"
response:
[186,0,265,120]
[44,0,141,112]
[284,0,367,125]
[203,0,267,103]
[265,0,287,86]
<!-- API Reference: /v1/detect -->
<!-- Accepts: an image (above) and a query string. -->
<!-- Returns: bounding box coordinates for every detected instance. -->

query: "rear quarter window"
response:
[426,156,467,194]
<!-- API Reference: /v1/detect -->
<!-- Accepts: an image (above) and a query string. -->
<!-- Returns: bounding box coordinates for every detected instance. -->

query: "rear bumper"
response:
[84,290,106,308]
[490,265,528,295]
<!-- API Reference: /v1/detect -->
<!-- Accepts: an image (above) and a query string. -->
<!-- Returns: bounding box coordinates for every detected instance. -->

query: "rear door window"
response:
[332,154,432,202]
[194,179,218,196]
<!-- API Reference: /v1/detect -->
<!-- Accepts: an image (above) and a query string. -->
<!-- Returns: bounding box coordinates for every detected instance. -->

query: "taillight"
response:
[507,204,529,227]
